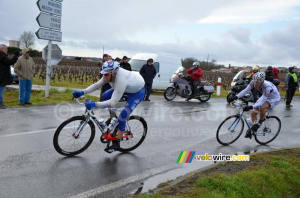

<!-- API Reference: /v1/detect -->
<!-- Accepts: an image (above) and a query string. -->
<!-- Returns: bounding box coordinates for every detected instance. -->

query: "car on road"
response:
[10,66,19,84]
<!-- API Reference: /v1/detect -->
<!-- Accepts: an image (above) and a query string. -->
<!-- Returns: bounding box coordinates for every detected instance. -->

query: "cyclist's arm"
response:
[236,81,253,98]
[95,78,127,109]
[83,78,106,94]
[253,86,272,109]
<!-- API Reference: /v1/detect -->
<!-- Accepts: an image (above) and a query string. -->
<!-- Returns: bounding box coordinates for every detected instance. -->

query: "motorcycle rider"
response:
[247,65,260,101]
[229,72,281,138]
[186,61,203,100]
[72,60,145,153]
[265,66,274,82]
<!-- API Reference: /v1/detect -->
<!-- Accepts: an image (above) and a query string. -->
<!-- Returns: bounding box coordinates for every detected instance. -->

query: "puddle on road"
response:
[130,147,279,195]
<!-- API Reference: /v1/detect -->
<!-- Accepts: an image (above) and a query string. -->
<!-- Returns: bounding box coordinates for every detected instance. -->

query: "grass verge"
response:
[2,87,99,107]
[135,148,300,198]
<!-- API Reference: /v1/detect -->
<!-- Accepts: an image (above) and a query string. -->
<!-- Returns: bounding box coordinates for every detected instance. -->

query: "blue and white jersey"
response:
[84,68,145,108]
[237,80,280,109]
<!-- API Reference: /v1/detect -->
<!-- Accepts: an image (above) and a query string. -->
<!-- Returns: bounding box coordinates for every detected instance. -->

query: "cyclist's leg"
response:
[117,87,145,139]
[259,102,269,121]
[102,88,117,118]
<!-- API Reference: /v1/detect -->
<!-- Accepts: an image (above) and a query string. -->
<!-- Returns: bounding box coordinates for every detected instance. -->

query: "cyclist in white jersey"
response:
[229,72,281,138]
[72,60,145,153]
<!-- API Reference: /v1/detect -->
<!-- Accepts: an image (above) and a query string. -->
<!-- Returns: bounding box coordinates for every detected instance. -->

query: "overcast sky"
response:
[1,0,300,67]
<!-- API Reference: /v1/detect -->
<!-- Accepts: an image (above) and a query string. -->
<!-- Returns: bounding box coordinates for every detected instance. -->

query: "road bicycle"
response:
[53,96,148,157]
[216,101,281,146]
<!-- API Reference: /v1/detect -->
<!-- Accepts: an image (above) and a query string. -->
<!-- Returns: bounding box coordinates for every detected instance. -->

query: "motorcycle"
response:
[164,66,215,102]
[227,70,260,104]
[227,70,280,104]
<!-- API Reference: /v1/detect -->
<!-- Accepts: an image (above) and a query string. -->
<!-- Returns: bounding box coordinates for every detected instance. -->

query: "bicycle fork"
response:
[73,121,88,139]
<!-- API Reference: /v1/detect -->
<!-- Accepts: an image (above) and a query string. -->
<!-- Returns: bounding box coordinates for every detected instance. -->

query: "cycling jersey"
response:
[84,68,145,108]
[237,80,280,109]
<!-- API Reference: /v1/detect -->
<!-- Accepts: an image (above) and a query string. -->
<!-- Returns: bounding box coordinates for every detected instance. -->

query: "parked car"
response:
[10,66,19,84]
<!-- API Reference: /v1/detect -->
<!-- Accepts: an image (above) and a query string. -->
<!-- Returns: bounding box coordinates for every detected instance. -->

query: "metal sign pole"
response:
[45,40,52,97]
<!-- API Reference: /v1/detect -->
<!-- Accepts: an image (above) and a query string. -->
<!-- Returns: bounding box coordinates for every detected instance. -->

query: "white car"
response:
[10,66,19,84]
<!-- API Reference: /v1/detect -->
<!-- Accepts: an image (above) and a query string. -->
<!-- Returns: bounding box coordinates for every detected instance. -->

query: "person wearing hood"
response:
[14,48,36,106]
[0,44,20,109]
[284,66,299,108]
[265,66,274,82]
[273,67,279,80]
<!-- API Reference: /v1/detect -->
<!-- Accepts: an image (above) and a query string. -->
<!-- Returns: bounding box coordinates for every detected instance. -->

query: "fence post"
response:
[217,77,221,96]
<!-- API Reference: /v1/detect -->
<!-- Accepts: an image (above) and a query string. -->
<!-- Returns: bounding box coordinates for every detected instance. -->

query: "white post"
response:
[217,77,221,96]
[45,40,52,98]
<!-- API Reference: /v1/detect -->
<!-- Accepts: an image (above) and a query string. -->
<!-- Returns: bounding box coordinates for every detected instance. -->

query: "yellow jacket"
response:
[14,48,36,80]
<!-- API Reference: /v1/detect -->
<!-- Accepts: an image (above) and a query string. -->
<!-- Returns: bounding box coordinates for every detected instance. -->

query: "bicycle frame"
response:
[230,101,271,136]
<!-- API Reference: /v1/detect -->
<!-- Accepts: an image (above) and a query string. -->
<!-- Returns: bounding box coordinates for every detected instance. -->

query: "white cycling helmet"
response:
[101,60,120,74]
[253,72,265,83]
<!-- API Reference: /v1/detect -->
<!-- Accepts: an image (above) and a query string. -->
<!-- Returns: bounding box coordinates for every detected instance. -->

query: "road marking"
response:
[0,128,56,138]
[70,165,171,198]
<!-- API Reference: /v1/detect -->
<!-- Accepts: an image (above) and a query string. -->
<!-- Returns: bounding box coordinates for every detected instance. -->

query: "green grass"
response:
[135,148,300,198]
[2,87,99,107]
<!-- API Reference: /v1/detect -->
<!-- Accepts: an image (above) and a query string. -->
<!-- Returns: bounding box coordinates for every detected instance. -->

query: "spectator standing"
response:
[99,54,112,101]
[120,56,132,71]
[14,48,36,106]
[273,67,279,80]
[284,66,299,108]
[115,57,121,64]
[0,44,19,109]
[265,66,274,82]
[139,58,156,101]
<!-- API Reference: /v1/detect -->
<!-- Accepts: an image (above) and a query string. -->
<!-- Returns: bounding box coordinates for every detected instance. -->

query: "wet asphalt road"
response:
[0,96,299,198]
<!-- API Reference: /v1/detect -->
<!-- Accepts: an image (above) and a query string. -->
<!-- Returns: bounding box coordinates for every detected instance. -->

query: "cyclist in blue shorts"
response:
[72,60,145,153]
[229,72,281,138]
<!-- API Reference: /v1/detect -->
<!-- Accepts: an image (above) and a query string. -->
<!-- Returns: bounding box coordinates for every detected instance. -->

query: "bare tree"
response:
[19,31,35,48]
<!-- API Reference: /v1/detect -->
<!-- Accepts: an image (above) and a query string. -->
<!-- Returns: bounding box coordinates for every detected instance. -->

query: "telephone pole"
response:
[207,54,209,68]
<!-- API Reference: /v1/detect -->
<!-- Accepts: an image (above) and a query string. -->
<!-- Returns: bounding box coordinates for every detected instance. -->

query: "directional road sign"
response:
[37,0,62,16]
[36,13,61,31]
[42,44,62,65]
[36,28,62,42]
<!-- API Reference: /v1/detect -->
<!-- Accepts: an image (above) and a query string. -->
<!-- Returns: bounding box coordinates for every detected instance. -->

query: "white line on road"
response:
[0,128,56,138]
[70,165,172,198]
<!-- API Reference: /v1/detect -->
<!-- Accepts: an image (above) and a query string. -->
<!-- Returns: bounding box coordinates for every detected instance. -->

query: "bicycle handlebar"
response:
[74,96,122,111]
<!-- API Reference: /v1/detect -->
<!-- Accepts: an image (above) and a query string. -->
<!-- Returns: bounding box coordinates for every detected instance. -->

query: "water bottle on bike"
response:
[98,118,108,131]
[108,117,118,132]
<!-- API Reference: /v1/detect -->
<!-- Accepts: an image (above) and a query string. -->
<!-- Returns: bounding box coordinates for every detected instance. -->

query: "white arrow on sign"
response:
[37,0,62,16]
[36,13,61,31]
[36,28,62,42]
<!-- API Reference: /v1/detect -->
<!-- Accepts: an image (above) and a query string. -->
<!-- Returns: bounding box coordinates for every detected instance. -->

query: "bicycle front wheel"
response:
[254,116,281,145]
[216,115,244,146]
[116,115,147,152]
[53,116,95,157]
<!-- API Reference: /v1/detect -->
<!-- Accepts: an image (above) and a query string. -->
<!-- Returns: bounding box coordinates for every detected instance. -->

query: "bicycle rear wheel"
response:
[254,116,281,145]
[53,116,96,157]
[216,115,244,146]
[115,115,147,152]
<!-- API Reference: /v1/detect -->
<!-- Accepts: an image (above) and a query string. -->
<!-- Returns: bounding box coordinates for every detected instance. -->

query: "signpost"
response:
[35,0,63,97]
[36,13,61,31]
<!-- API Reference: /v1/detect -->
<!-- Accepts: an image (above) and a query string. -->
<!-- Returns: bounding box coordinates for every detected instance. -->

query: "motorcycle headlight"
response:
[231,82,236,86]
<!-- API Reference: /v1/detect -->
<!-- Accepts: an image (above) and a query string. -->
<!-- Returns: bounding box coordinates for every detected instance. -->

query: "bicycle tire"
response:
[216,115,244,146]
[113,115,147,152]
[53,116,96,157]
[254,116,281,145]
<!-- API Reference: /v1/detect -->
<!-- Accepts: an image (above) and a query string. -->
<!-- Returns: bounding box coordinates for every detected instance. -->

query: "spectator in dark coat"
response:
[0,44,19,109]
[139,58,156,101]
[265,66,274,82]
[284,66,299,108]
[120,56,131,71]
[99,54,112,101]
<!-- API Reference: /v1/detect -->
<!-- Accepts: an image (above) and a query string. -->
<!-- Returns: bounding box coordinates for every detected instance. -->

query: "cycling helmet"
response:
[101,60,120,74]
[266,66,273,71]
[252,65,259,72]
[193,61,200,67]
[253,72,265,83]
